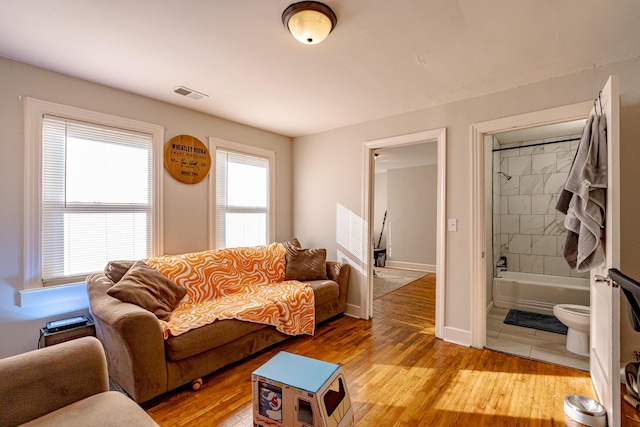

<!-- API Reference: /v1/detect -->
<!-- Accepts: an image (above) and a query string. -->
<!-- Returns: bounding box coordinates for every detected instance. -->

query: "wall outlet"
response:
[448,218,458,232]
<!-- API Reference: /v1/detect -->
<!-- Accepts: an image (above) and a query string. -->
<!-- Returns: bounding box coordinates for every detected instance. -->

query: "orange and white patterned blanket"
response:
[145,243,315,339]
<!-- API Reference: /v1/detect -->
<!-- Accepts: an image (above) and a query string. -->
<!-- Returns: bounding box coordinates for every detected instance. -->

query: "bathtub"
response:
[492,271,590,316]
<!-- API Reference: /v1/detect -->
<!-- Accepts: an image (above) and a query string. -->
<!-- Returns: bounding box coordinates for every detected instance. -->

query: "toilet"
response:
[553,304,591,357]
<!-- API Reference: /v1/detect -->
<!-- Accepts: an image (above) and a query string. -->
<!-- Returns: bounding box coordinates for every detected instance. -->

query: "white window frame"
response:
[208,137,275,249]
[24,98,164,289]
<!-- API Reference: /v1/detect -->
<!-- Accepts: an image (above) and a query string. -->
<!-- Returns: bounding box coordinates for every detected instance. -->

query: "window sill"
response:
[19,283,88,309]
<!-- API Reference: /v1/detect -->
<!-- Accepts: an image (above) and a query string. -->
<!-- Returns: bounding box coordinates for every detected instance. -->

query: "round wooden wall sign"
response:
[164,135,211,184]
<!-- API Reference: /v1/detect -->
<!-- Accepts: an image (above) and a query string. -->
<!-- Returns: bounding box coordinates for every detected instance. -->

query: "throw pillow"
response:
[284,247,328,281]
[106,261,187,321]
[104,260,136,283]
[282,238,302,258]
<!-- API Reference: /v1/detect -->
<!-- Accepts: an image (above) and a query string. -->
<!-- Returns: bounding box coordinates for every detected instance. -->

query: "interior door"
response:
[590,75,621,427]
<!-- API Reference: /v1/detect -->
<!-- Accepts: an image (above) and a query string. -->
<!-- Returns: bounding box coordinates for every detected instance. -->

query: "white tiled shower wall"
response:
[492,135,589,279]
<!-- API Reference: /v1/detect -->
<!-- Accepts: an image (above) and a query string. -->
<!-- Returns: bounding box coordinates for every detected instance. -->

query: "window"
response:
[322,377,346,418]
[210,138,275,249]
[297,398,314,425]
[24,98,163,289]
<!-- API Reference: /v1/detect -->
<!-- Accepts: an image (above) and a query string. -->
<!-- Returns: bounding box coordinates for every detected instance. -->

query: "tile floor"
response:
[486,306,589,371]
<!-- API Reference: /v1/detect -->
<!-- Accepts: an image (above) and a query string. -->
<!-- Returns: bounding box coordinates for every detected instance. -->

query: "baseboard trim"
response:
[345,303,362,319]
[384,261,434,272]
[442,326,471,347]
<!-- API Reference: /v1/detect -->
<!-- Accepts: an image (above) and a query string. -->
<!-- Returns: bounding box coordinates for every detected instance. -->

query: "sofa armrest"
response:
[0,336,108,426]
[326,262,350,313]
[86,273,167,403]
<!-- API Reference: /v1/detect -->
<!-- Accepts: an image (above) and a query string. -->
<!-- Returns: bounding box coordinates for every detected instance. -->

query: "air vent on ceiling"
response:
[173,86,208,101]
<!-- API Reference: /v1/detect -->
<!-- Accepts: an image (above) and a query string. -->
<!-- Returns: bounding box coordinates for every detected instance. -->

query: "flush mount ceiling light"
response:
[282,1,337,45]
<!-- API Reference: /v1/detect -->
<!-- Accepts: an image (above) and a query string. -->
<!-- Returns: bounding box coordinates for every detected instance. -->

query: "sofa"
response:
[86,242,350,404]
[0,336,158,427]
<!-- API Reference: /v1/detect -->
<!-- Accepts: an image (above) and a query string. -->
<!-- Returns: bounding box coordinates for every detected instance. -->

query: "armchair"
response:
[0,336,158,427]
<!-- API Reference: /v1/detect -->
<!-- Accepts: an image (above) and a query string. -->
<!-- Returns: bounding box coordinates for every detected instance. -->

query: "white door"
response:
[590,75,621,427]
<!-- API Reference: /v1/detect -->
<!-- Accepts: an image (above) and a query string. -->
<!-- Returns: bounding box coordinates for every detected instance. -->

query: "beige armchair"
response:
[0,336,158,427]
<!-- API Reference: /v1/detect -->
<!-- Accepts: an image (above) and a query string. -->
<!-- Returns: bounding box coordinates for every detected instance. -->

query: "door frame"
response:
[469,101,593,348]
[362,128,446,339]
[589,75,621,427]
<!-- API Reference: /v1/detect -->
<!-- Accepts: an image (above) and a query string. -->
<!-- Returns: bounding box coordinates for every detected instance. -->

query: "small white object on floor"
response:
[563,394,606,427]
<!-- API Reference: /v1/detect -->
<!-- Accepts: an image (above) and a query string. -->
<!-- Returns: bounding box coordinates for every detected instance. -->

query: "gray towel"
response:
[556,114,607,272]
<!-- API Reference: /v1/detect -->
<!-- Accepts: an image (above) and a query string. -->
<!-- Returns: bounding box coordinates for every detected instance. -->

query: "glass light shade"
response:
[286,8,334,44]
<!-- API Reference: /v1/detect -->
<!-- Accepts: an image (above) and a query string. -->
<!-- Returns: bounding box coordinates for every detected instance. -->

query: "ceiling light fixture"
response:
[282,1,337,45]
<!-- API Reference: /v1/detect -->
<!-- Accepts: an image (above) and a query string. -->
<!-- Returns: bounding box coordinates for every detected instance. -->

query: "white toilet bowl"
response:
[553,304,590,357]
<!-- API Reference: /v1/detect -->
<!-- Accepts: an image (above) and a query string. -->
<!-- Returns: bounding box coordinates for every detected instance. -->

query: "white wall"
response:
[386,165,437,267]
[292,57,640,357]
[494,132,588,279]
[373,172,388,251]
[0,57,293,358]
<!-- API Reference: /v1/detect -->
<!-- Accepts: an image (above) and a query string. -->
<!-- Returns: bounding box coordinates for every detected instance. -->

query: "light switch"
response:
[448,218,458,232]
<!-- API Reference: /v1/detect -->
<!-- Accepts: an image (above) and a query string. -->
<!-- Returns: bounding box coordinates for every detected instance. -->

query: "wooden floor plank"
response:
[146,274,596,426]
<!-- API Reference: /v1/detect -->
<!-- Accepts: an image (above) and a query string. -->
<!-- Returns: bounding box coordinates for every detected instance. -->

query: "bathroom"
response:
[484,119,592,370]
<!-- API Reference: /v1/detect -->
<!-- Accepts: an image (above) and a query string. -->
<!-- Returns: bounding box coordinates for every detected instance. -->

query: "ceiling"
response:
[1,1,639,138]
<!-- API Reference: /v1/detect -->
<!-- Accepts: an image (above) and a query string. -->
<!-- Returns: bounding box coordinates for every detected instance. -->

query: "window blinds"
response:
[41,115,153,286]
[215,149,269,249]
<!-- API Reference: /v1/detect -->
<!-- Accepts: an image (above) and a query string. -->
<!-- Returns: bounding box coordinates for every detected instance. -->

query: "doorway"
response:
[483,120,590,370]
[471,77,622,426]
[469,101,593,348]
[372,143,437,299]
[362,128,446,339]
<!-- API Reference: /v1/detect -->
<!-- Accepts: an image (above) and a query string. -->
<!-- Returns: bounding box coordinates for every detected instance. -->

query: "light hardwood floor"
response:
[146,275,597,426]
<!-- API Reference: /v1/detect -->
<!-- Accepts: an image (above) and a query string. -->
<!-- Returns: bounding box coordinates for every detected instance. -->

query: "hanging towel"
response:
[556,114,607,272]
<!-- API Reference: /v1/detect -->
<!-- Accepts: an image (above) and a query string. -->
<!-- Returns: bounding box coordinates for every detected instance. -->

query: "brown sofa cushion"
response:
[165,319,268,361]
[106,261,186,321]
[21,391,159,426]
[284,247,328,281]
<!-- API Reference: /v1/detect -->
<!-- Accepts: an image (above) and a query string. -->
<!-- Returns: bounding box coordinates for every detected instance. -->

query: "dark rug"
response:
[503,309,568,335]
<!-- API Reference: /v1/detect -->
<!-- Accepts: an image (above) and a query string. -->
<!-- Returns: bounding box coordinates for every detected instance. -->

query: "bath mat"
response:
[503,309,568,335]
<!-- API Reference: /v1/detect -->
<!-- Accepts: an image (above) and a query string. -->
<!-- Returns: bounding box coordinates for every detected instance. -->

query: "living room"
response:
[2,1,640,426]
